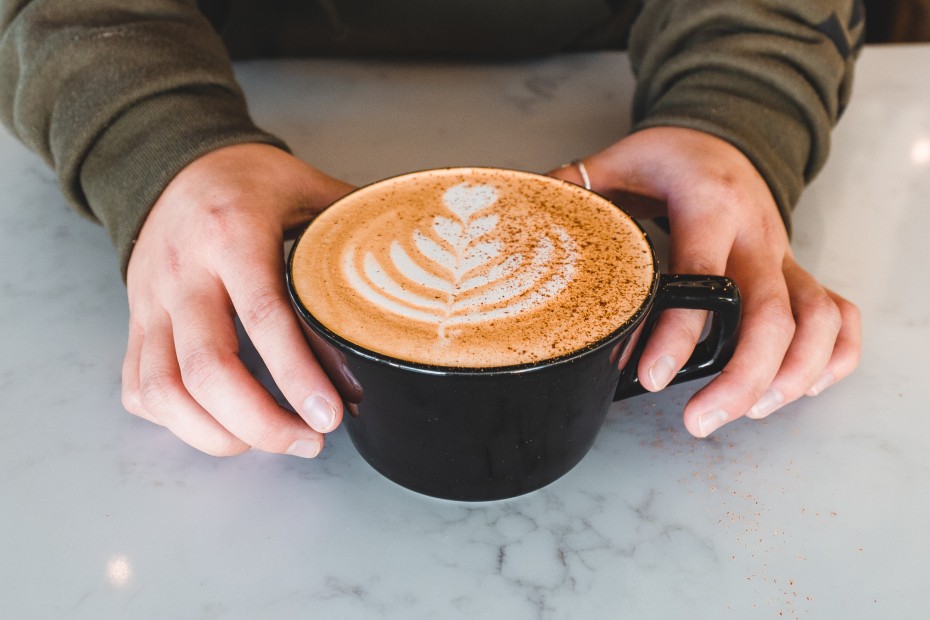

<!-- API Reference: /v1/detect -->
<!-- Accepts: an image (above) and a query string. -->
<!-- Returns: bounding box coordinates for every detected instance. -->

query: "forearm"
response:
[627,0,864,230]
[0,0,286,276]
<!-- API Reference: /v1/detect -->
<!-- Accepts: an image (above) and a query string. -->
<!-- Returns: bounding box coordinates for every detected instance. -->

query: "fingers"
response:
[637,207,734,394]
[133,311,252,456]
[121,287,332,458]
[120,145,355,459]
[170,289,327,456]
[560,128,861,439]
[811,290,861,392]
[681,260,861,438]
[745,264,861,418]
[743,262,836,419]
[121,319,158,424]
[637,309,709,392]
[638,195,801,438]
[682,271,795,437]
[219,247,343,435]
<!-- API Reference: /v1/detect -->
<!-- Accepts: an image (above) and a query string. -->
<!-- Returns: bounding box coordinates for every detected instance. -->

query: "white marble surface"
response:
[2,45,929,619]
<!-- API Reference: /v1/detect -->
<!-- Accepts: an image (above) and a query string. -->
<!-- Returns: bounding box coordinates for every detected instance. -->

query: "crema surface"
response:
[290,168,654,368]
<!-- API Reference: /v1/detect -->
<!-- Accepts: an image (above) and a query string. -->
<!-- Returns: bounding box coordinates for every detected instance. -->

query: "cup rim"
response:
[286,166,660,376]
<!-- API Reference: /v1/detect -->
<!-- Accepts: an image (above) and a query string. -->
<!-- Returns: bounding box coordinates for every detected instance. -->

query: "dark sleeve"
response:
[0,0,288,277]
[627,0,865,232]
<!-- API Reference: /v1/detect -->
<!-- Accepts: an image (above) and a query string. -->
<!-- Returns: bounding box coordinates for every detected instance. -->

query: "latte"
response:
[289,168,654,368]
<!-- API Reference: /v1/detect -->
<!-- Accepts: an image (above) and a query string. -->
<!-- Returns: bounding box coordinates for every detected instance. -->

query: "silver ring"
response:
[572,159,591,191]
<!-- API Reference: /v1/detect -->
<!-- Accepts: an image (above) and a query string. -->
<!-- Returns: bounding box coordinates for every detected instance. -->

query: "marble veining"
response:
[2,47,930,619]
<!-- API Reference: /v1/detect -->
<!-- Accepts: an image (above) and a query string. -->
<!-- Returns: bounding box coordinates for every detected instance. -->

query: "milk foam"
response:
[290,168,654,368]
[342,182,579,338]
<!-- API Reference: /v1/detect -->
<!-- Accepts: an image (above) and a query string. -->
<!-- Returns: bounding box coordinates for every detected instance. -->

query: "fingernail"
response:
[696,409,730,438]
[747,388,783,420]
[648,354,677,390]
[807,371,835,397]
[286,438,322,459]
[301,394,337,432]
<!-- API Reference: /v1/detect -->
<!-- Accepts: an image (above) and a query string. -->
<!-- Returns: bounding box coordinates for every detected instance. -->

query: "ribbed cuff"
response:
[632,68,821,236]
[78,86,289,280]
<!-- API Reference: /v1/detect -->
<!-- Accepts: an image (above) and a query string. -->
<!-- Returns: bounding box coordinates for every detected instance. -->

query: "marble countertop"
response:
[2,45,928,619]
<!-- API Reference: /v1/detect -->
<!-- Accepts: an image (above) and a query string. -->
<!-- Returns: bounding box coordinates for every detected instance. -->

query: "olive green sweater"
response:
[0,0,863,276]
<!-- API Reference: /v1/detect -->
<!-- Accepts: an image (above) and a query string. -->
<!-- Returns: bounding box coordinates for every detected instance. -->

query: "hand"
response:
[551,127,861,438]
[122,144,354,457]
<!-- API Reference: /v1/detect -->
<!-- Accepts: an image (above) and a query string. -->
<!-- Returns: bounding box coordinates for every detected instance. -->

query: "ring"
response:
[571,159,591,190]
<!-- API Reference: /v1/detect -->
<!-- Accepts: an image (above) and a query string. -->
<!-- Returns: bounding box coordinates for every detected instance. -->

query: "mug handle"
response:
[614,274,741,401]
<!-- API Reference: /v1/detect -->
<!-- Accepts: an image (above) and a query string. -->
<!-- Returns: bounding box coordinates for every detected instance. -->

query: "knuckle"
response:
[243,288,288,330]
[178,347,227,395]
[806,292,843,334]
[693,172,757,219]
[706,176,744,207]
[138,368,179,410]
[273,360,305,389]
[691,165,738,198]
[754,299,796,344]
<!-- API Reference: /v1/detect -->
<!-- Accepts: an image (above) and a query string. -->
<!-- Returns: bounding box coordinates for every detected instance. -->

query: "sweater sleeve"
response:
[0,0,288,277]
[627,0,864,232]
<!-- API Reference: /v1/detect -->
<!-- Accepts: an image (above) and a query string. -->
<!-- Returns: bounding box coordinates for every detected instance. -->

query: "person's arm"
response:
[552,0,863,437]
[628,0,863,230]
[1,0,349,457]
[0,0,288,276]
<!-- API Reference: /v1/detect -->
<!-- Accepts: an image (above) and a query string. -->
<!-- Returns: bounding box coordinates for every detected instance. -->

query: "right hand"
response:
[122,143,354,458]
[551,128,861,438]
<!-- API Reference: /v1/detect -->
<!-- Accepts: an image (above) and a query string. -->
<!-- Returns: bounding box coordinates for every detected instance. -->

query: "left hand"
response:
[550,127,861,438]
[122,144,354,458]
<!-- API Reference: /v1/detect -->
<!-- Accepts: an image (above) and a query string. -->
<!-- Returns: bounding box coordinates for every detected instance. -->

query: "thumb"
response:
[547,157,667,220]
[547,161,588,187]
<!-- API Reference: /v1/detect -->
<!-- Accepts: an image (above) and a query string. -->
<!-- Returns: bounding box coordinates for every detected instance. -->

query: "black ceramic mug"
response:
[287,168,740,501]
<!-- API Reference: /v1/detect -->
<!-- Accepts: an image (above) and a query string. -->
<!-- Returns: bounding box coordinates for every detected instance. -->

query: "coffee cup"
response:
[287,167,739,501]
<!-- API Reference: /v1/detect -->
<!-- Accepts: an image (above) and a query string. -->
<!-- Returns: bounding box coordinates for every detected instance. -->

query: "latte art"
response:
[290,168,654,368]
[345,182,579,339]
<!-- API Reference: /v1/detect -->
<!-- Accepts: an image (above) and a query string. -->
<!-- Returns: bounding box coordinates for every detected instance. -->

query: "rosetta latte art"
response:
[343,182,580,338]
[291,167,655,367]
